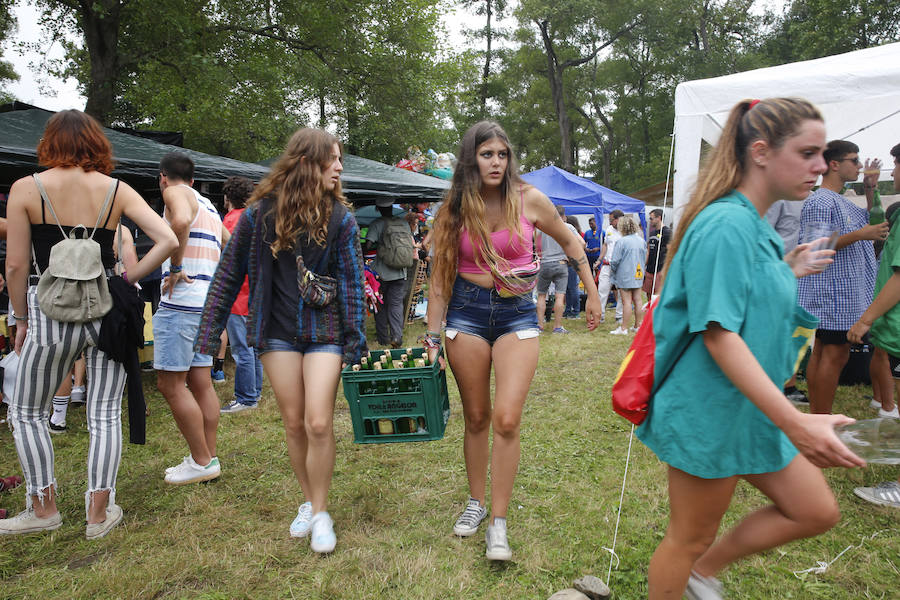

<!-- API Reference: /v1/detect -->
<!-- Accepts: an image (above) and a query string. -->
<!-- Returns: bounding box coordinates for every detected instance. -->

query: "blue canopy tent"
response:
[520,166,646,231]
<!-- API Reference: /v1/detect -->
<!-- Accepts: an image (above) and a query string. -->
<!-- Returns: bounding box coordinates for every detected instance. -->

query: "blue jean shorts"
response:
[153,307,212,371]
[445,277,541,345]
[260,338,342,356]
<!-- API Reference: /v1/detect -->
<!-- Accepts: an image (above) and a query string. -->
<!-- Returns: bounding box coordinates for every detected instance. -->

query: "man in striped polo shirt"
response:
[154,152,231,485]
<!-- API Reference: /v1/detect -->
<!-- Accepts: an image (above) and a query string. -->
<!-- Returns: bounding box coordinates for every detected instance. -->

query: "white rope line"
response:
[840,108,900,141]
[605,422,636,586]
[792,529,896,578]
[648,131,677,298]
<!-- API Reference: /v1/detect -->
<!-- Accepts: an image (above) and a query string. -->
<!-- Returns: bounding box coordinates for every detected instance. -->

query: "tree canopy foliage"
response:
[16,0,900,187]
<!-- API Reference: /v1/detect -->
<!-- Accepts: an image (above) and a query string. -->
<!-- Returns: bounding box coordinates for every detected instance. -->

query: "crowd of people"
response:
[0,101,898,599]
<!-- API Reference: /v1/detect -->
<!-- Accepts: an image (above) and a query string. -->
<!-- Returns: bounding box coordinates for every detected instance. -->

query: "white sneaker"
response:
[878,406,900,419]
[870,399,882,410]
[685,570,724,600]
[0,508,62,535]
[85,503,123,540]
[609,327,628,335]
[309,511,336,553]
[164,456,220,485]
[485,517,512,561]
[165,456,191,475]
[453,497,487,537]
[853,481,900,508]
[290,502,313,538]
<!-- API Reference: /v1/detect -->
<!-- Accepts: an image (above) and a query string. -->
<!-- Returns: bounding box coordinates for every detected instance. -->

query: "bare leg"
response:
[157,370,213,466]
[301,352,341,513]
[536,293,547,330]
[648,467,736,599]
[87,489,110,524]
[552,292,565,330]
[186,366,220,458]
[631,288,645,328]
[693,454,840,576]
[621,289,633,329]
[446,333,493,505]
[871,347,895,412]
[488,333,539,519]
[806,341,849,414]
[263,351,311,499]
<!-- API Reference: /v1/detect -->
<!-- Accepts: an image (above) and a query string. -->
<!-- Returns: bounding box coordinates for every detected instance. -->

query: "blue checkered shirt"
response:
[797,188,876,330]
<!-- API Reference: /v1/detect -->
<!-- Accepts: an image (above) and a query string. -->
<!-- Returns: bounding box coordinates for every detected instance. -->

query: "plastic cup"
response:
[802,224,839,272]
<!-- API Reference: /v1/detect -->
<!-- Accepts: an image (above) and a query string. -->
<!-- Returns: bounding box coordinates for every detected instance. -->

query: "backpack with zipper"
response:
[31,174,115,323]
[377,216,417,269]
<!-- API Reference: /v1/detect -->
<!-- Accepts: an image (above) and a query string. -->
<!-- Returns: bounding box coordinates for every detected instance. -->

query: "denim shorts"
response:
[260,338,342,356]
[153,307,213,371]
[445,277,541,345]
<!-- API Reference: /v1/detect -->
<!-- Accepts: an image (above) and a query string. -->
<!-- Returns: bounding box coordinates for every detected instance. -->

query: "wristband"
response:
[122,270,130,286]
[10,311,27,322]
[421,333,442,350]
[169,264,183,274]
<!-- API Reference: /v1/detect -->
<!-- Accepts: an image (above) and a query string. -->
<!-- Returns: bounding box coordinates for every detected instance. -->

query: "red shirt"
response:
[224,208,250,316]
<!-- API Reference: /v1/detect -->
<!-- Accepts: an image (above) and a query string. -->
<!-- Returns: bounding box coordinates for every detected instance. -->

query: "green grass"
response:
[1,316,898,599]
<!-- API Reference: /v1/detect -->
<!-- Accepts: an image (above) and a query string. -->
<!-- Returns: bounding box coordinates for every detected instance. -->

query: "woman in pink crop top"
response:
[425,121,603,561]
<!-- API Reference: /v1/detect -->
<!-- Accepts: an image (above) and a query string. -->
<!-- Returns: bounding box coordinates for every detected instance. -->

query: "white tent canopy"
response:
[673,42,900,217]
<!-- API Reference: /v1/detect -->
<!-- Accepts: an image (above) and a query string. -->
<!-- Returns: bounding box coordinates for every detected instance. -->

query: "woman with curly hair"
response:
[425,121,603,561]
[195,129,366,554]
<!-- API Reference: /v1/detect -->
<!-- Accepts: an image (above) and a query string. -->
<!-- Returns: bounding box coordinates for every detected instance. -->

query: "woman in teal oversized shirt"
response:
[637,98,865,600]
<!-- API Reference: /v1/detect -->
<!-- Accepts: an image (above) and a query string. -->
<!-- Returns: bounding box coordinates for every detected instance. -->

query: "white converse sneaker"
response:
[453,497,487,537]
[290,502,313,538]
[485,517,512,561]
[0,508,62,535]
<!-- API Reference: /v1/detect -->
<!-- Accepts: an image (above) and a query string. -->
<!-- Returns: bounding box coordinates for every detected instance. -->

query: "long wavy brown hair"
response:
[249,128,350,255]
[664,98,823,276]
[431,121,530,296]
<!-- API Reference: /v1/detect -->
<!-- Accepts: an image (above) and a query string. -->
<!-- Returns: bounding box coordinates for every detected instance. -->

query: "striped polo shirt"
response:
[159,184,223,313]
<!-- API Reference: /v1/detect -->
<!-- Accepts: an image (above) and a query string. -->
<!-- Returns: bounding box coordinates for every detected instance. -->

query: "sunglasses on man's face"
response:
[837,157,861,166]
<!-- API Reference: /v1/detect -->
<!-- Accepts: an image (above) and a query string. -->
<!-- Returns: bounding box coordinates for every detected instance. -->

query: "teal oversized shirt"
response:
[636,192,817,479]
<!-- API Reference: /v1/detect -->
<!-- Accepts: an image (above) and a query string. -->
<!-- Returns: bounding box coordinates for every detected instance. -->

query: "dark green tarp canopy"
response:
[0,108,450,205]
[0,108,269,193]
[259,153,450,205]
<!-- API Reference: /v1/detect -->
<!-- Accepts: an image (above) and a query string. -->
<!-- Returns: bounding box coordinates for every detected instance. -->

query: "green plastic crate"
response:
[341,347,450,444]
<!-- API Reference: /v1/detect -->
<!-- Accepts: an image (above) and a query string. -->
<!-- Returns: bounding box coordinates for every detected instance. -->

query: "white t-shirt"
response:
[604,226,622,264]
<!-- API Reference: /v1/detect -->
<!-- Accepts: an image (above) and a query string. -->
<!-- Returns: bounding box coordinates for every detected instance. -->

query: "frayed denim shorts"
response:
[445,277,541,345]
[260,338,342,356]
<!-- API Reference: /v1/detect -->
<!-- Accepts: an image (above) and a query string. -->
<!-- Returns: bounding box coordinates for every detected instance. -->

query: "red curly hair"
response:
[36,110,115,174]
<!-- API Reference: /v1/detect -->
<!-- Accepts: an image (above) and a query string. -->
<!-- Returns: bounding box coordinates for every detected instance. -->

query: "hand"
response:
[786,241,835,277]
[14,320,27,355]
[863,158,882,188]
[427,346,446,370]
[847,318,871,344]
[784,412,866,469]
[584,294,603,331]
[161,270,193,298]
[861,221,889,242]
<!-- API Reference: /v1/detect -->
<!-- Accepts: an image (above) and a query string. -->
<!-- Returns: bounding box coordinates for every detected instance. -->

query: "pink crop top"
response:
[458,214,536,274]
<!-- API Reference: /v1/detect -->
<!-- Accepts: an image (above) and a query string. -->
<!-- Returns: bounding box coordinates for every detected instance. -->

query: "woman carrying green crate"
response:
[425,121,604,561]
[195,128,367,554]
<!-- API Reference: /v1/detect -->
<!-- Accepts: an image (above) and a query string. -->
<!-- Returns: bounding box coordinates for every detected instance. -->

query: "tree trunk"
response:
[537,20,574,172]
[480,0,492,113]
[80,0,122,125]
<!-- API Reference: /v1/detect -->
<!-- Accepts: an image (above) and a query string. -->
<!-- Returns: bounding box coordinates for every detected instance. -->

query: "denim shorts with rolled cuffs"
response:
[444,277,541,345]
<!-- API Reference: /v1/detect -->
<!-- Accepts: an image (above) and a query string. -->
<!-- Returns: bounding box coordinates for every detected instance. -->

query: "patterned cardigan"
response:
[194,197,367,366]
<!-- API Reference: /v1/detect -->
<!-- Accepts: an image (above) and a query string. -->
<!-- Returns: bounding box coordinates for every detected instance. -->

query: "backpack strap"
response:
[31,175,118,241]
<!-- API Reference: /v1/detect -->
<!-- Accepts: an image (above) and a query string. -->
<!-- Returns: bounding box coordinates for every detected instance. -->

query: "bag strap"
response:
[297,202,347,273]
[32,174,118,241]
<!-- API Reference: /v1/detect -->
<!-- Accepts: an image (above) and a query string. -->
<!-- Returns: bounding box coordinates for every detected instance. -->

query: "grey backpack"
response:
[31,174,115,323]
[377,216,417,269]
